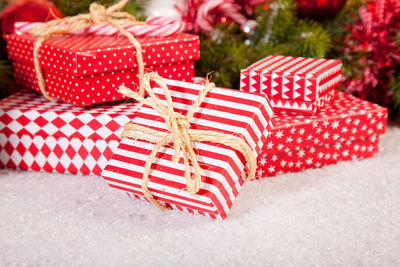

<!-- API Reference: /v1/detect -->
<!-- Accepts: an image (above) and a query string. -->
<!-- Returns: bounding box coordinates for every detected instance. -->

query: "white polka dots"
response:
[6,32,199,106]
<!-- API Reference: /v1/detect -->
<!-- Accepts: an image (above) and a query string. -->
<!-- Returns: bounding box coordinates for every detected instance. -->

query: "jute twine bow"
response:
[29,0,146,100]
[118,72,257,210]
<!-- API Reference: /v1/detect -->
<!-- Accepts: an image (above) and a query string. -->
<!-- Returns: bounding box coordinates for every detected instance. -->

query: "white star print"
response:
[333,134,339,140]
[266,141,273,149]
[275,130,284,139]
[306,158,313,165]
[309,147,316,154]
[334,142,342,149]
[354,144,360,151]
[280,160,286,167]
[331,120,340,129]
[296,137,302,143]
[342,150,349,156]
[298,149,305,158]
[277,144,284,150]
[312,122,318,128]
[316,127,322,134]
[323,121,329,127]
[377,122,383,130]
[288,162,293,167]
[259,156,267,166]
[298,128,305,135]
[318,152,324,158]
[307,134,313,140]
[271,155,278,161]
[257,169,264,177]
[286,136,293,143]
[332,153,338,159]
[290,127,296,134]
[354,119,360,125]
[268,166,275,173]
[341,127,348,133]
[323,132,330,139]
[295,161,302,167]
[313,138,320,145]
[345,118,352,124]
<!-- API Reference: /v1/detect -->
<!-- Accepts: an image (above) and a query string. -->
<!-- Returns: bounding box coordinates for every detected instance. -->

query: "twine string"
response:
[118,72,257,210]
[29,0,146,100]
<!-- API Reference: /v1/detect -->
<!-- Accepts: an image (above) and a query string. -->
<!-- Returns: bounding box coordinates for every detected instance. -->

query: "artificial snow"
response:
[1,124,400,266]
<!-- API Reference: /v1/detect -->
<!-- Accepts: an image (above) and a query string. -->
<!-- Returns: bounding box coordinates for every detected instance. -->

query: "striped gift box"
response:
[101,79,274,220]
[240,55,342,114]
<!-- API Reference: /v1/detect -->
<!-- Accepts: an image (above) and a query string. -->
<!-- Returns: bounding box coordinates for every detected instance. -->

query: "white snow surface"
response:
[1,124,400,267]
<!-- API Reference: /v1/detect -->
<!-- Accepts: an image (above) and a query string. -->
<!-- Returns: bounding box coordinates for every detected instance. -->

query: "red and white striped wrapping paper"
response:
[0,90,142,176]
[101,79,274,220]
[255,91,387,178]
[5,33,199,106]
[240,55,342,114]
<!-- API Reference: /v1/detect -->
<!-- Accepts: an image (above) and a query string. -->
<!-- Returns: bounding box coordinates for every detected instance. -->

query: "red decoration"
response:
[0,0,61,35]
[175,0,256,34]
[296,0,347,19]
[256,90,388,178]
[343,0,400,108]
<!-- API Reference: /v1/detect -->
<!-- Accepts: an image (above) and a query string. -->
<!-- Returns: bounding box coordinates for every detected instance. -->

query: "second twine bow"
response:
[118,73,257,210]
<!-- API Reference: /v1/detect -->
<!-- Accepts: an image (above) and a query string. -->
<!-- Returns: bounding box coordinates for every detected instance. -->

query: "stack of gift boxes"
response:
[0,30,387,219]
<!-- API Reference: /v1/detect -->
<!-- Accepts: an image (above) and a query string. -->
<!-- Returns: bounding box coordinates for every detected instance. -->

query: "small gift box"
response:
[0,89,142,175]
[240,55,342,114]
[255,90,387,178]
[101,77,274,220]
[5,32,199,106]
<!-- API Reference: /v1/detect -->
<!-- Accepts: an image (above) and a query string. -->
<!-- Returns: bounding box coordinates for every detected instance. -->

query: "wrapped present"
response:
[255,91,388,178]
[240,55,342,114]
[0,89,142,175]
[101,77,274,220]
[5,32,199,106]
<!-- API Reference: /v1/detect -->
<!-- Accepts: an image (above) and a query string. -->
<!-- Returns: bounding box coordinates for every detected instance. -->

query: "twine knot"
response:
[29,0,146,101]
[89,3,109,24]
[118,72,258,210]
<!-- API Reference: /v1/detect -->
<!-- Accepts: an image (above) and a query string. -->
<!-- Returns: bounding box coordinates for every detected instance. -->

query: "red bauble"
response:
[296,0,347,19]
[0,0,61,35]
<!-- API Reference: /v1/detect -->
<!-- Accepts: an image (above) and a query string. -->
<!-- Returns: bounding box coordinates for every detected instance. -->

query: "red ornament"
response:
[0,0,61,35]
[343,0,400,108]
[296,0,347,19]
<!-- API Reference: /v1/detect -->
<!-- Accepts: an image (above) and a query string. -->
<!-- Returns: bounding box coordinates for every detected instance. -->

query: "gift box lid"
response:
[0,90,142,141]
[264,90,388,153]
[101,79,274,219]
[241,55,342,102]
[5,33,199,77]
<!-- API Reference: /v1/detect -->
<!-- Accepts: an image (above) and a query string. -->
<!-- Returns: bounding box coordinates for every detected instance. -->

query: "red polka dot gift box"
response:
[240,55,342,114]
[0,89,142,176]
[255,91,388,178]
[5,32,199,106]
[101,79,274,220]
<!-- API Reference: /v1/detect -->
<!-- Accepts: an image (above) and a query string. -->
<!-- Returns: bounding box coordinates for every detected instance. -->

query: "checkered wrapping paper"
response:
[240,55,342,114]
[0,90,142,175]
[101,79,274,220]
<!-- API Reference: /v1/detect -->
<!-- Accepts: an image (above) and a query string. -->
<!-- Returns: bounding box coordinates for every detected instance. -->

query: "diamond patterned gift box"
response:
[0,90,142,175]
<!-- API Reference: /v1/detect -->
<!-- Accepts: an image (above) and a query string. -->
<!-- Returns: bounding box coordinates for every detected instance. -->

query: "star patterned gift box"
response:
[5,32,199,106]
[0,89,142,176]
[240,55,342,114]
[255,91,388,178]
[101,79,274,220]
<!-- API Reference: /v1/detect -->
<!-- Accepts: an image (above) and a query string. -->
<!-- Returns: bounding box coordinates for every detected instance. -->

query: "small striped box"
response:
[101,79,274,220]
[240,55,342,114]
